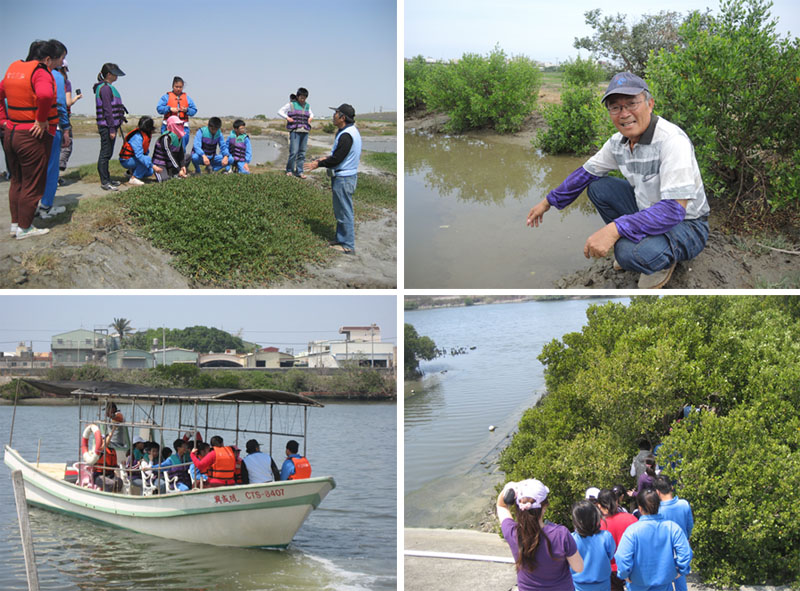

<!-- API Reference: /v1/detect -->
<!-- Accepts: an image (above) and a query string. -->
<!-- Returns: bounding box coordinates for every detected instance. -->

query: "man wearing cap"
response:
[241,439,280,484]
[304,103,362,254]
[526,72,709,289]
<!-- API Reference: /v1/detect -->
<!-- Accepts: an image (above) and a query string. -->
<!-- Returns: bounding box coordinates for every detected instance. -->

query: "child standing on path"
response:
[570,500,616,591]
[278,87,313,178]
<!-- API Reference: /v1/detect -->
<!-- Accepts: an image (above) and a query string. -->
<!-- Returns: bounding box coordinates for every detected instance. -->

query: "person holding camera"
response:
[497,479,584,591]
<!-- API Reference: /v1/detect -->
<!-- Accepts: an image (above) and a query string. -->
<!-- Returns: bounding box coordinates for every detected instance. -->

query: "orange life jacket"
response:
[166,91,189,123]
[3,60,58,126]
[208,446,236,481]
[119,129,151,160]
[288,456,311,480]
[94,447,117,472]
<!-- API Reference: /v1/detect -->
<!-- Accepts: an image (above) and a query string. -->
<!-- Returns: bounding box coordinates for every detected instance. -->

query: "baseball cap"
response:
[585,487,601,500]
[246,439,261,454]
[515,478,549,511]
[330,103,355,119]
[601,72,649,103]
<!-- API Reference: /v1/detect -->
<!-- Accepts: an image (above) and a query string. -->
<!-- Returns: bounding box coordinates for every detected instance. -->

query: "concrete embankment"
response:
[404,528,790,591]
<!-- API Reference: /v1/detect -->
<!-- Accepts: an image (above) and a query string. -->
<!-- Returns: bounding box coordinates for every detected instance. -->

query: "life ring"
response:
[81,423,103,465]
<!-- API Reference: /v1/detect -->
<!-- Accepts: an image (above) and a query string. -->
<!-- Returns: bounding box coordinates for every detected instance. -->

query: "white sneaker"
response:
[16,226,50,240]
[10,223,18,236]
[37,205,66,219]
[638,263,677,289]
[128,176,145,186]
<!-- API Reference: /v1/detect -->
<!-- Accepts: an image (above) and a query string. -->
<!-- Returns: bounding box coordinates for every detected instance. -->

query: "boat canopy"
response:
[22,379,323,407]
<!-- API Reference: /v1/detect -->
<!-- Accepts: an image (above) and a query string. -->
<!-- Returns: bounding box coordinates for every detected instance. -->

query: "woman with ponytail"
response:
[598,488,638,591]
[93,62,126,191]
[497,479,583,591]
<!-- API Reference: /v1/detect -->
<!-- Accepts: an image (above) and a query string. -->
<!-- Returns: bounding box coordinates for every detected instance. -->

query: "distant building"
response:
[245,348,295,368]
[198,352,245,368]
[107,349,156,369]
[151,348,199,367]
[0,343,51,370]
[299,324,394,368]
[52,329,109,366]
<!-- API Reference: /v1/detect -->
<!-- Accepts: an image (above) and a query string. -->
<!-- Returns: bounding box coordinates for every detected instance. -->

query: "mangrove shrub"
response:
[424,46,541,133]
[499,296,800,586]
[647,0,800,212]
[404,323,437,379]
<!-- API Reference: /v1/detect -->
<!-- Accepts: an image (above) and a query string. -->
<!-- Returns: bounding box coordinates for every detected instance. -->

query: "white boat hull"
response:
[4,445,335,548]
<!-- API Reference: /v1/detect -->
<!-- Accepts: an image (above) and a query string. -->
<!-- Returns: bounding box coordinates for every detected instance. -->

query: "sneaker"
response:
[110,180,121,187]
[16,226,50,240]
[10,223,18,236]
[638,263,677,289]
[612,258,623,271]
[57,177,65,186]
[127,176,145,186]
[101,183,119,191]
[37,205,66,219]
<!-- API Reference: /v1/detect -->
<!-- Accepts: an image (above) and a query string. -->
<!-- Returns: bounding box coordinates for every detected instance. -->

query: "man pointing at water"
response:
[526,72,709,289]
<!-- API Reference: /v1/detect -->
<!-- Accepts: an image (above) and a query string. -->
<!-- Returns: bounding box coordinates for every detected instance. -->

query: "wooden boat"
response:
[4,380,336,548]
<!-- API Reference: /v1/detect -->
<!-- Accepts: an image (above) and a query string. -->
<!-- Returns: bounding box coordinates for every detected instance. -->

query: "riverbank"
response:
[406,111,800,288]
[0,152,396,289]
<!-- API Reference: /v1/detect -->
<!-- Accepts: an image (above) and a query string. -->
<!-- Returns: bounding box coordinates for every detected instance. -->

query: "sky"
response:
[0,0,397,118]
[0,294,397,354]
[404,0,800,63]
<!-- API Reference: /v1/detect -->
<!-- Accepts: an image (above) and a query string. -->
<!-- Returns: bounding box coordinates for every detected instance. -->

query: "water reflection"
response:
[405,130,605,288]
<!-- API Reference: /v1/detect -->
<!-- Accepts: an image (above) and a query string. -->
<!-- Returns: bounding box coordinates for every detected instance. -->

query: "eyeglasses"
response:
[607,100,644,115]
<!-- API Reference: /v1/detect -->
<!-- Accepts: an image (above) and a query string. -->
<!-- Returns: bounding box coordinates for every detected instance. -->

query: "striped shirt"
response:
[583,116,709,220]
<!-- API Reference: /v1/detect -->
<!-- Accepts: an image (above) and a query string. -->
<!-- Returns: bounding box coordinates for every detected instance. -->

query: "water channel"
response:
[404,297,628,528]
[60,135,395,170]
[1,401,396,591]
[404,131,605,288]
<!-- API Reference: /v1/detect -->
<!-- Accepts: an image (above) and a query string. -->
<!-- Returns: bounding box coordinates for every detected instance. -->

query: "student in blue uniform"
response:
[191,116,229,173]
[226,119,252,174]
[570,500,616,591]
[655,475,694,591]
[118,116,155,185]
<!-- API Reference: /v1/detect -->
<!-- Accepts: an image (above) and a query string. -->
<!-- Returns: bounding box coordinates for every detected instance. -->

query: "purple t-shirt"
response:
[501,518,577,591]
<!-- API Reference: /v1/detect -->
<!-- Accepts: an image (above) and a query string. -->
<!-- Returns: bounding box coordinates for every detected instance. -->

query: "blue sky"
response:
[405,0,800,62]
[0,294,397,352]
[0,0,397,118]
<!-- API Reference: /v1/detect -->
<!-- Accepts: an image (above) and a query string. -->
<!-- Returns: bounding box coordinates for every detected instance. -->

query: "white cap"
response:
[132,435,145,444]
[515,479,549,511]
[585,487,601,500]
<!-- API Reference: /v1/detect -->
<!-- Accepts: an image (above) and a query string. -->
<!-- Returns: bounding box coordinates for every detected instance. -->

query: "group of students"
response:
[497,471,694,591]
[91,407,312,495]
[0,38,75,240]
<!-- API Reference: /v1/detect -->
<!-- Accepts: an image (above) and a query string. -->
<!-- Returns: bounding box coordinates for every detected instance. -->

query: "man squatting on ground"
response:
[526,72,710,289]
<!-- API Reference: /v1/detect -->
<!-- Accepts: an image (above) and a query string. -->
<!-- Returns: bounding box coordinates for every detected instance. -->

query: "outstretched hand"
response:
[526,199,550,228]
[583,223,621,258]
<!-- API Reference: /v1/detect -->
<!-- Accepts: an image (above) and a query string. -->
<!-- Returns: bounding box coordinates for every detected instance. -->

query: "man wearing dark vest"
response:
[305,103,362,254]
[280,439,311,480]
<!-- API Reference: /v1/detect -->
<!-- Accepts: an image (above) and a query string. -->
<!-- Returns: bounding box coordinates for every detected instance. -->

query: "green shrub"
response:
[647,0,800,213]
[321,122,336,134]
[425,45,541,133]
[499,296,800,585]
[562,56,607,87]
[536,85,615,154]
[404,55,432,112]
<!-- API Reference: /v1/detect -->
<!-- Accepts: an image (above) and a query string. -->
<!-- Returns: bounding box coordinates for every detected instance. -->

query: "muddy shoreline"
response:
[406,111,800,288]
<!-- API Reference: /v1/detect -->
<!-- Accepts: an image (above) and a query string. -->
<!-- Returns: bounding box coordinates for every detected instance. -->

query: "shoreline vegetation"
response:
[0,365,396,403]
[405,294,625,310]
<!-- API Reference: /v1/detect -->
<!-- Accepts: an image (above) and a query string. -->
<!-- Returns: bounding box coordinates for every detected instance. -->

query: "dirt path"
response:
[0,170,396,289]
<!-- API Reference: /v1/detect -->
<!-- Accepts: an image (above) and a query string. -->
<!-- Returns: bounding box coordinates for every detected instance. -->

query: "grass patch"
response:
[753,273,800,288]
[362,151,396,174]
[22,252,57,274]
[121,172,339,287]
[353,173,397,218]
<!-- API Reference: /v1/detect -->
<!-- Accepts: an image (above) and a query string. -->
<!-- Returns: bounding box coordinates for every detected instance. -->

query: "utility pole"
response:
[371,325,375,368]
[162,327,166,368]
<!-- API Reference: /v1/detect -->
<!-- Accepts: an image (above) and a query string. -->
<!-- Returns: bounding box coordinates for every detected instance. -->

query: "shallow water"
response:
[1,402,396,590]
[404,131,605,288]
[61,135,395,169]
[404,298,628,527]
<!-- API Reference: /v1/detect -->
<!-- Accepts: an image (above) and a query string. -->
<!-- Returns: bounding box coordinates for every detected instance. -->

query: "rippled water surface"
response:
[1,402,396,591]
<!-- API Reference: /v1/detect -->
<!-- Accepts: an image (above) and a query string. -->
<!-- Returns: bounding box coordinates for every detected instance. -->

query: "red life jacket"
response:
[166,91,190,123]
[3,60,58,127]
[93,447,118,473]
[208,446,236,481]
[119,129,151,160]
[288,456,311,480]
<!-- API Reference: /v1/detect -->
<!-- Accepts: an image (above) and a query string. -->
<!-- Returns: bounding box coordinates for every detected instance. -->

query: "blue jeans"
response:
[227,160,250,174]
[332,174,357,250]
[286,131,309,175]
[120,157,154,179]
[587,176,709,275]
[41,129,62,208]
[97,126,116,185]
[191,152,227,172]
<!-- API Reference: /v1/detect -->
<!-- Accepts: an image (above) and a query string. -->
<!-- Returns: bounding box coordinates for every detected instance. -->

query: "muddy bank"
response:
[0,170,396,289]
